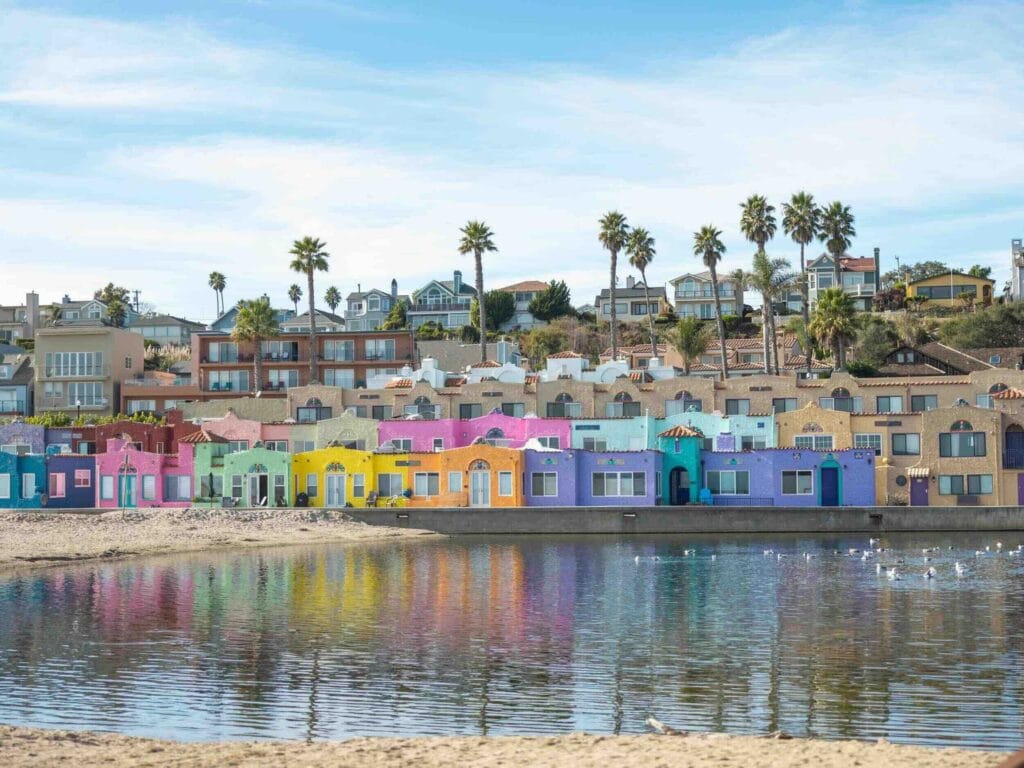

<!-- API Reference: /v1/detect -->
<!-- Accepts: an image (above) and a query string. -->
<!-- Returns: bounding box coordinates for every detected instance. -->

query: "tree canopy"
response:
[471,290,515,331]
[528,280,574,322]
[939,303,1024,347]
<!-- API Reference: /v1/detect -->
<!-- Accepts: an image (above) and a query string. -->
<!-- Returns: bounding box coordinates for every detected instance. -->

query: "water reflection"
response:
[1,534,1023,748]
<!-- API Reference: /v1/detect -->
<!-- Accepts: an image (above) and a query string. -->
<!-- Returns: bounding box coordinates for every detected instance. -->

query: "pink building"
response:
[378,413,571,453]
[200,410,263,451]
[94,438,195,508]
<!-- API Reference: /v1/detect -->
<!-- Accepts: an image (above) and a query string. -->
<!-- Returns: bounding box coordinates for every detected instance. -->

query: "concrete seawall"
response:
[346,505,1024,535]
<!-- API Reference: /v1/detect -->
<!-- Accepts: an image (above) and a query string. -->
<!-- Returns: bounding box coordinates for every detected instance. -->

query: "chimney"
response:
[62,294,70,304]
[357,283,361,293]
[25,292,39,337]
[453,270,462,294]
[391,279,398,299]
[626,276,635,289]
[873,247,881,290]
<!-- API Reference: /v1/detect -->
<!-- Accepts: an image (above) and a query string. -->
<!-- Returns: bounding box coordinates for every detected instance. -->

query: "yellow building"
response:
[292,447,409,507]
[906,271,994,308]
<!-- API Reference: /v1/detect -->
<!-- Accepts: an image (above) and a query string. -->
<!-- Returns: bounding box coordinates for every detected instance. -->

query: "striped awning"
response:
[658,425,704,438]
[907,467,930,477]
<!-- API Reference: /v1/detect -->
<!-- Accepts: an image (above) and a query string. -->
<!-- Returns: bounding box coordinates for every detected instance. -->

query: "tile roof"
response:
[595,284,668,300]
[497,280,549,292]
[629,371,654,383]
[839,257,876,272]
[385,378,413,389]
[658,425,704,438]
[908,271,995,285]
[179,430,228,444]
[877,363,947,377]
[548,351,584,359]
[857,378,971,387]
[962,348,1024,369]
[993,387,1024,400]
[470,360,502,368]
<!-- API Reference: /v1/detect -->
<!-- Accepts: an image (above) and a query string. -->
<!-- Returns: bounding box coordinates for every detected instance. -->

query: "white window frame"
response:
[448,471,463,493]
[781,470,814,495]
[414,472,440,497]
[21,473,35,499]
[0,473,11,499]
[794,435,834,451]
[498,471,513,497]
[352,473,365,498]
[854,433,882,455]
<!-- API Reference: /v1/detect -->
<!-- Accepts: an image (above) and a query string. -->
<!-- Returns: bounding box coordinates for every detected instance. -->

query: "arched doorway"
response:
[469,459,491,507]
[484,427,506,446]
[324,461,346,507]
[819,456,842,506]
[669,466,690,505]
[247,462,270,507]
[118,464,138,508]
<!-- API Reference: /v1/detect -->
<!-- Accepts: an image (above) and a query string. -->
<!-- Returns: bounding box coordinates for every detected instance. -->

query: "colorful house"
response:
[180,429,230,502]
[568,412,775,452]
[94,438,195,509]
[0,451,45,508]
[290,446,400,508]
[221,446,292,507]
[44,454,96,508]
[906,271,994,308]
[379,413,570,453]
[523,449,660,507]
[405,444,524,507]
[700,448,875,507]
[656,425,703,505]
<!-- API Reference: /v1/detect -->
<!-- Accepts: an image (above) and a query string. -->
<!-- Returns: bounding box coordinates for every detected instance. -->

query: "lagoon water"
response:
[1,534,1023,749]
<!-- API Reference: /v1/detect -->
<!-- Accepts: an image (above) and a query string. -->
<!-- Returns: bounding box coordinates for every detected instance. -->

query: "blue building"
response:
[45,454,96,508]
[0,451,45,508]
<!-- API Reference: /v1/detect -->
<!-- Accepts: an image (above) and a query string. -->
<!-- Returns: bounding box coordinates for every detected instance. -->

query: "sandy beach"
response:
[0,726,1009,767]
[0,508,435,574]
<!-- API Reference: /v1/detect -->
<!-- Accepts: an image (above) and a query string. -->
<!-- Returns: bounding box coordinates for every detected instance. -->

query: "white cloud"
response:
[0,2,1023,317]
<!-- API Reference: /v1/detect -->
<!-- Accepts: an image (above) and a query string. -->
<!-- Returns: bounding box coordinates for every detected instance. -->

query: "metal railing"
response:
[408,301,472,313]
[1004,450,1024,469]
[711,496,775,506]
[0,400,25,413]
[42,365,111,378]
[124,377,192,387]
[674,289,737,299]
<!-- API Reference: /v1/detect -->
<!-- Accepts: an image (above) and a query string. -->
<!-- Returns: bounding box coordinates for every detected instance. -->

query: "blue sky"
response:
[1,0,1022,321]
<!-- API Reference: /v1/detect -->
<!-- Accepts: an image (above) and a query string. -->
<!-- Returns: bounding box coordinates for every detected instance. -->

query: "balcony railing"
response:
[402,405,442,420]
[711,496,774,506]
[0,400,25,414]
[674,289,737,299]
[1004,450,1024,469]
[43,365,111,378]
[408,301,471,313]
[40,397,106,409]
[124,377,192,387]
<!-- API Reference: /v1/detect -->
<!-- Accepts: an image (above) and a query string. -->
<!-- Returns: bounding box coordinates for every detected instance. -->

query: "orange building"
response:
[405,444,524,508]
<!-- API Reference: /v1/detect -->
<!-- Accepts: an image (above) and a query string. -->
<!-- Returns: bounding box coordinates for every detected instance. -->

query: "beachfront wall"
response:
[221,447,292,507]
[412,444,524,508]
[656,432,702,505]
[575,450,660,507]
[94,439,195,509]
[379,413,571,453]
[44,454,96,508]
[701,449,876,507]
[291,447,389,507]
[0,452,45,508]
[523,449,578,506]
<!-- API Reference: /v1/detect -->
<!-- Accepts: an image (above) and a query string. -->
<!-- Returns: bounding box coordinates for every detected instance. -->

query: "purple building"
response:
[524,449,660,507]
[700,448,875,507]
[44,454,97,508]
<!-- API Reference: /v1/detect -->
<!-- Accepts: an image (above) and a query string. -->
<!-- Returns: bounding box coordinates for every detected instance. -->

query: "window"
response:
[818,391,863,412]
[968,475,994,495]
[165,476,191,501]
[725,399,750,416]
[372,405,394,420]
[390,438,412,452]
[498,471,513,496]
[582,437,608,451]
[124,356,133,369]
[414,472,440,497]
[0,474,9,499]
[990,355,1002,365]
[49,473,66,498]
[938,475,965,495]
[705,470,750,495]
[352,474,365,498]
[44,351,104,377]
[378,473,403,497]
[546,393,581,418]
[322,340,355,361]
[531,472,558,497]
[740,435,767,450]
[293,440,315,453]
[794,435,834,450]
[876,396,903,413]
[100,476,114,500]
[141,475,156,500]
[207,370,249,392]
[365,339,396,361]
[304,473,318,498]
[606,393,641,418]
[231,475,244,500]
[67,382,104,407]
[448,471,463,492]
[892,433,920,455]
[781,470,813,495]
[460,403,483,420]
[537,436,561,449]
[227,440,249,454]
[273,474,285,503]
[939,432,986,457]
[772,398,798,413]
[432,437,444,452]
[501,402,526,417]
[74,470,91,488]
[911,395,938,412]
[323,368,354,388]
[592,471,646,497]
[21,473,35,499]
[200,475,224,498]
[896,351,916,363]
[126,399,156,415]
[265,440,289,452]
[854,433,883,455]
[1,444,30,456]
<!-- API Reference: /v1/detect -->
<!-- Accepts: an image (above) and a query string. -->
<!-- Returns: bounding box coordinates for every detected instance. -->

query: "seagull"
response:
[1009,550,1021,557]
[634,555,641,564]
[764,549,774,556]
[869,538,880,546]
[955,561,967,577]
[861,552,872,562]
[804,553,814,560]
[711,554,717,562]
[777,553,785,560]
[876,563,885,575]
[849,548,861,555]
[683,549,695,556]
[924,556,932,563]
[976,550,986,557]
[922,547,938,554]
[888,568,901,581]
[924,567,937,579]
[986,546,991,552]
[997,542,1004,550]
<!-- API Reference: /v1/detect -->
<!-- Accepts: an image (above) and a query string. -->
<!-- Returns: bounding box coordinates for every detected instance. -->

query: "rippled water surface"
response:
[2,534,1024,749]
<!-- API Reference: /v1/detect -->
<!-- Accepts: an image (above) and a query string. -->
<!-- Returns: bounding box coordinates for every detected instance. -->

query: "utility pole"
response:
[132,290,141,313]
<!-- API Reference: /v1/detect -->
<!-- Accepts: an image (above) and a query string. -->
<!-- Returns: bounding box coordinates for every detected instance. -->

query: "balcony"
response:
[674,289,737,299]
[843,284,877,297]
[402,404,442,420]
[124,377,192,387]
[39,397,107,410]
[42,365,112,378]
[0,400,25,414]
[1004,450,1024,469]
[408,301,471,313]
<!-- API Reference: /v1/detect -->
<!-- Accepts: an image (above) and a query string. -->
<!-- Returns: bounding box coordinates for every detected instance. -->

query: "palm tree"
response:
[693,225,729,380]
[232,296,280,393]
[208,272,226,317]
[782,192,821,377]
[457,221,498,364]
[599,211,629,361]
[289,237,330,384]
[324,286,341,313]
[819,201,856,286]
[739,195,778,376]
[809,287,856,370]
[288,284,303,315]
[750,252,793,375]
[626,227,658,353]
[668,316,711,375]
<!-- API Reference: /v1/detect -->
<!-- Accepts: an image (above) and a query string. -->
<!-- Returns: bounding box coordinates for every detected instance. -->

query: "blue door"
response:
[119,474,137,508]
[820,467,839,506]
